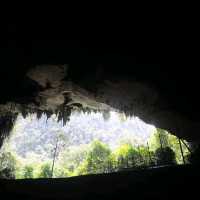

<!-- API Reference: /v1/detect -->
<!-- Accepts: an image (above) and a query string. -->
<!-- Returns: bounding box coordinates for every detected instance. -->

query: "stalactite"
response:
[0,113,18,148]
[45,110,53,120]
[55,109,59,116]
[36,110,43,120]
[57,111,63,123]
[21,106,28,119]
[62,108,69,126]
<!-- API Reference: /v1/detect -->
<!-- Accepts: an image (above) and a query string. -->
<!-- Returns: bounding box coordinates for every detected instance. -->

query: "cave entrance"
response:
[0,111,190,179]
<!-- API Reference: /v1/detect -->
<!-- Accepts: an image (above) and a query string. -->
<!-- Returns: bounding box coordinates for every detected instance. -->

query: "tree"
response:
[84,140,111,174]
[0,151,16,179]
[148,128,169,151]
[58,144,88,174]
[22,165,34,178]
[139,145,155,166]
[51,131,68,178]
[155,147,176,165]
[167,134,190,164]
[148,128,190,164]
[75,161,88,176]
[105,154,117,172]
[114,143,141,169]
[39,163,52,178]
[53,165,70,178]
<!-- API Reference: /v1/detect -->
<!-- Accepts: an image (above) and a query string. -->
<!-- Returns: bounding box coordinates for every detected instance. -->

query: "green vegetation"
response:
[0,127,191,179]
[22,165,34,178]
[113,143,141,169]
[84,140,111,174]
[149,128,190,164]
[0,151,16,179]
[155,147,176,165]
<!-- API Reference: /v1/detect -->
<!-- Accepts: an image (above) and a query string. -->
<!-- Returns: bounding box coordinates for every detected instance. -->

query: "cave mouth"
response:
[0,111,190,179]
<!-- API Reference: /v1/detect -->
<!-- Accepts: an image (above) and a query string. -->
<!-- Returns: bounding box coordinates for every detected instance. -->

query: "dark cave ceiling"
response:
[0,37,199,144]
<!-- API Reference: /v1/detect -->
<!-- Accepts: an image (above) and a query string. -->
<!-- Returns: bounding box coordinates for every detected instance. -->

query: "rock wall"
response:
[0,64,200,145]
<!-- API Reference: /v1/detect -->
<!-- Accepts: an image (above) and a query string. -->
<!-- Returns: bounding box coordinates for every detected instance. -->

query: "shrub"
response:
[85,140,111,174]
[114,144,141,169]
[38,163,52,178]
[53,166,70,178]
[0,152,16,179]
[155,147,176,165]
[22,165,34,178]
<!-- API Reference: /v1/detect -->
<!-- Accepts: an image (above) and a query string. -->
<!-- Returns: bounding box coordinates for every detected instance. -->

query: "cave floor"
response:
[0,165,198,200]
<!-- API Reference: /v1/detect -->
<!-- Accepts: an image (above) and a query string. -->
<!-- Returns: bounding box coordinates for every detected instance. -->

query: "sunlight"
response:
[9,111,155,155]
[0,111,190,179]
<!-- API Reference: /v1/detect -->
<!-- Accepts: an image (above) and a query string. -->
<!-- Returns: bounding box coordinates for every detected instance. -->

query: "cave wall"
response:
[0,22,199,144]
[0,62,200,145]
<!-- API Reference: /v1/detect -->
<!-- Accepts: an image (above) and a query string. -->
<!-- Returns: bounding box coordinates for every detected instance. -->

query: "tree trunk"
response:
[147,142,152,165]
[178,138,185,164]
[158,132,163,150]
[51,137,59,178]
[181,139,192,154]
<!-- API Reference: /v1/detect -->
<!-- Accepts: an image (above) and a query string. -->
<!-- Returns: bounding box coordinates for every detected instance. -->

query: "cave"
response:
[0,32,199,199]
[2,109,189,181]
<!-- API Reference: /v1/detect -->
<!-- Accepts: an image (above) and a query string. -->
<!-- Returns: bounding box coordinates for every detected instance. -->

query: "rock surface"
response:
[0,64,199,143]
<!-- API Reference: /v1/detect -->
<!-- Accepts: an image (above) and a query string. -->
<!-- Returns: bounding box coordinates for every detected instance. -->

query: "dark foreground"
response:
[0,165,199,200]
